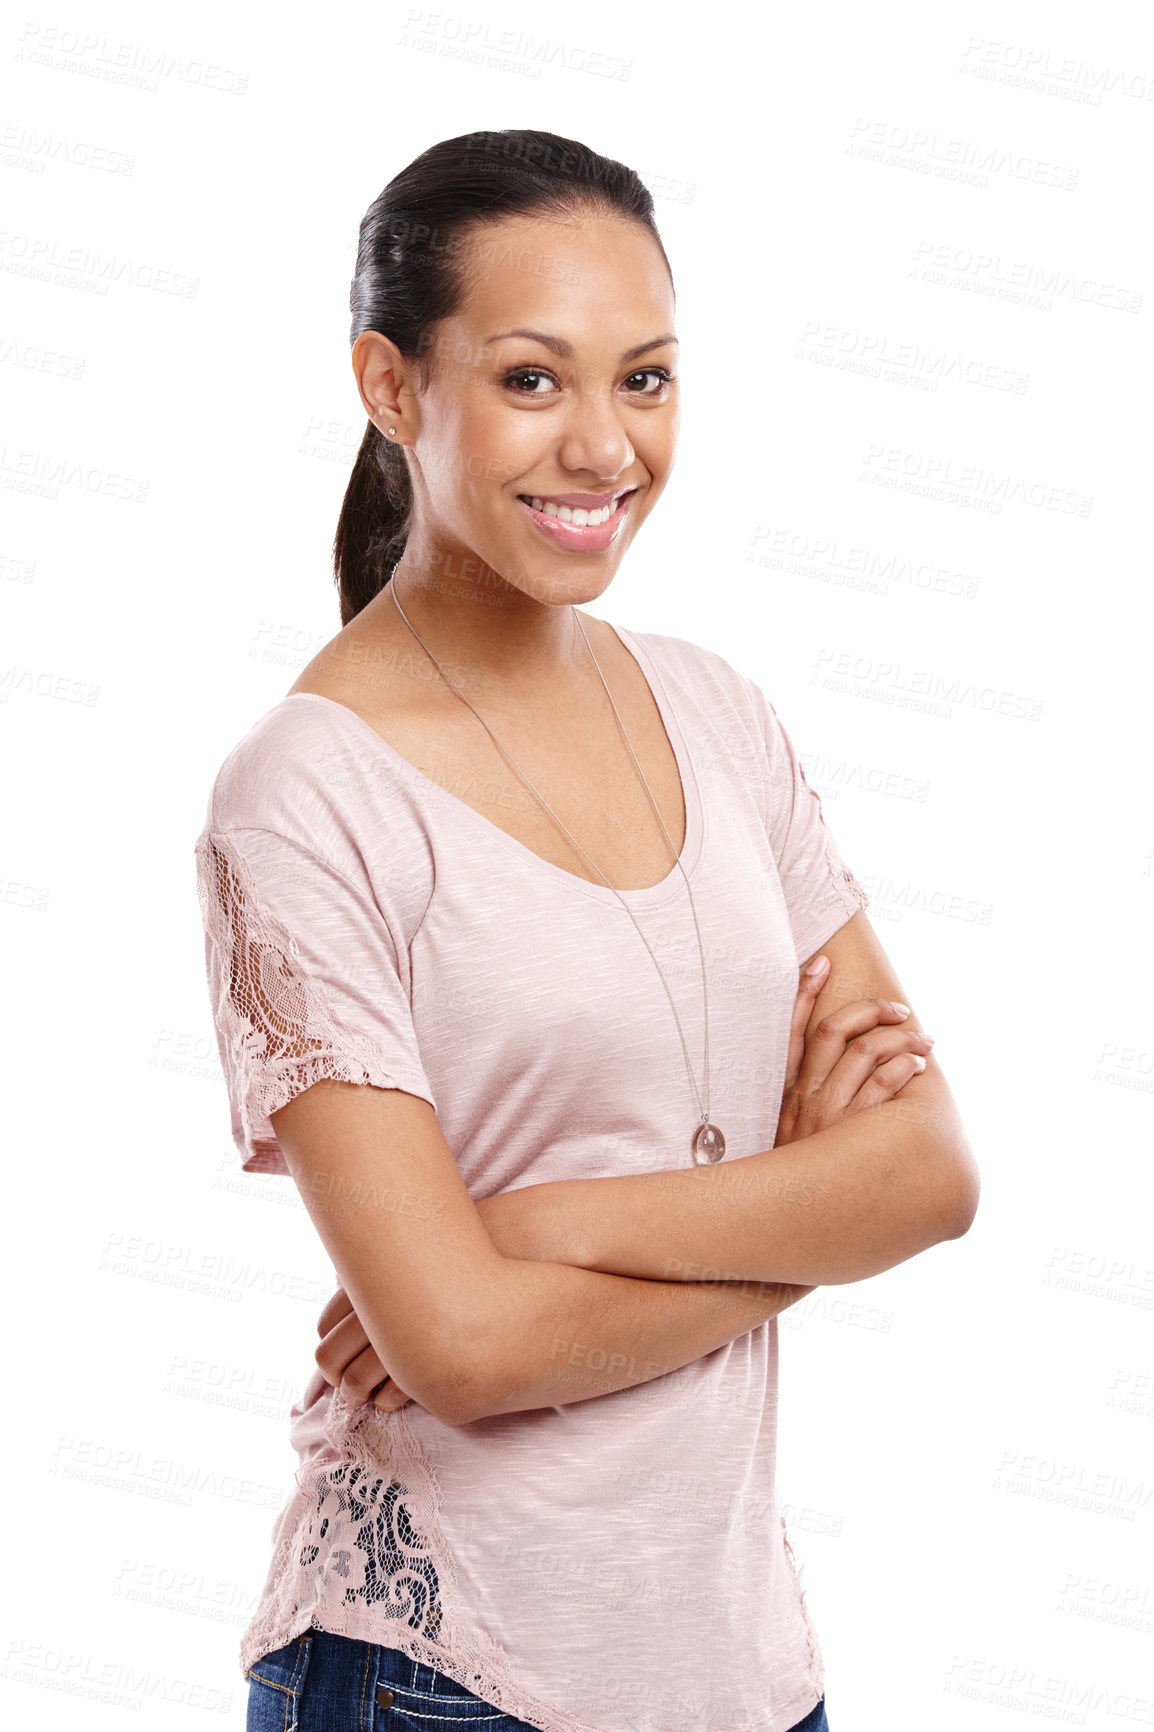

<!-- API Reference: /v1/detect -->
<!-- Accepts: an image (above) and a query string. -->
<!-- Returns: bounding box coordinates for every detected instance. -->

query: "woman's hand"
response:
[315,1286,412,1412]
[775,954,934,1147]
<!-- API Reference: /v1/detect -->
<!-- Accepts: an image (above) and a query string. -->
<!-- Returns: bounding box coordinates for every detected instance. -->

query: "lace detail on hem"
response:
[240,1400,607,1732]
[195,830,408,1170]
[778,1507,825,1699]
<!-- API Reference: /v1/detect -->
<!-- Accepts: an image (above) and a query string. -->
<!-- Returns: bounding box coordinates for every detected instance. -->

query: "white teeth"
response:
[527,495,617,526]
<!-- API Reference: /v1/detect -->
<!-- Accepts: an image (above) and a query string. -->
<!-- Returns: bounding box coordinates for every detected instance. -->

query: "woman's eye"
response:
[623,369,674,395]
[502,366,675,397]
[503,368,559,395]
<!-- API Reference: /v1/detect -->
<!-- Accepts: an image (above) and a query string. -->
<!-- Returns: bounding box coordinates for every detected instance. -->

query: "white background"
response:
[3,1,1152,1727]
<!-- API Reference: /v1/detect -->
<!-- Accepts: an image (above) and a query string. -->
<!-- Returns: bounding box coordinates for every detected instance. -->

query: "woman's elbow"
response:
[936,1136,981,1241]
[905,1082,979,1243]
[420,1383,484,1428]
[399,1300,518,1427]
[421,1359,502,1427]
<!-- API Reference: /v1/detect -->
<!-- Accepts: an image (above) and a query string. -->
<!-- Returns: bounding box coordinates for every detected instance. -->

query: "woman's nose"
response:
[554,374,636,480]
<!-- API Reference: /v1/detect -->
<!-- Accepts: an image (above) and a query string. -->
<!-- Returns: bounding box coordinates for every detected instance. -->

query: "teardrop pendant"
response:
[692,1120,726,1165]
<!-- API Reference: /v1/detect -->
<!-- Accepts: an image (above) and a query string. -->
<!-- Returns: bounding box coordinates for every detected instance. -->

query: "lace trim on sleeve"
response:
[749,685,871,957]
[196,830,408,1167]
[796,757,872,913]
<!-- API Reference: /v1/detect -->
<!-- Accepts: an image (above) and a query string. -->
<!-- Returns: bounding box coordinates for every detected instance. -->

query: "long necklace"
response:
[388,567,726,1166]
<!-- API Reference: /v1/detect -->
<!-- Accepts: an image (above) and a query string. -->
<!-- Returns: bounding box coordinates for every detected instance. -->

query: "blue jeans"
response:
[247,1628,830,1729]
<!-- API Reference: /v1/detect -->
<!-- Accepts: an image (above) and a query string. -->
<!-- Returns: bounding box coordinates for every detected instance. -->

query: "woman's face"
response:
[372,209,678,611]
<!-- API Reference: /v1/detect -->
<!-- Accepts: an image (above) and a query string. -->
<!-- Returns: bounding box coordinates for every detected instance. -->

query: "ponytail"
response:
[333,420,412,628]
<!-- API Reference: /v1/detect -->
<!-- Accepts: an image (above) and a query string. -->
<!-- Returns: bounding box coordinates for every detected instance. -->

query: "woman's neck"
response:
[365,558,600,694]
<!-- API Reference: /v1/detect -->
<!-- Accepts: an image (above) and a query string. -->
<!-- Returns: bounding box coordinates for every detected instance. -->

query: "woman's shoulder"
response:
[613,621,768,718]
[196,691,426,861]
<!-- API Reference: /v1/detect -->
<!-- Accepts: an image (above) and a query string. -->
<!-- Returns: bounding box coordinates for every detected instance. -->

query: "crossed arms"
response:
[270,911,978,1426]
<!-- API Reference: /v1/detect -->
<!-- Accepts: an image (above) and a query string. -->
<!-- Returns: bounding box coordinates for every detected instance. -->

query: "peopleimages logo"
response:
[395,24,631,81]
[810,647,1044,723]
[912,239,1143,314]
[3,1637,233,1713]
[858,445,1092,516]
[847,116,1079,190]
[958,36,1154,104]
[15,22,249,95]
[48,1436,285,1511]
[98,1232,332,1304]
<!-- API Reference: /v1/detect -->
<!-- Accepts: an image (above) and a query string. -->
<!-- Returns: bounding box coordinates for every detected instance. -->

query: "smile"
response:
[515,488,636,550]
[518,492,630,526]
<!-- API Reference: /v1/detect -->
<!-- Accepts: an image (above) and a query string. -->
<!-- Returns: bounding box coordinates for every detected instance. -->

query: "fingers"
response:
[794,996,919,1098]
[316,1289,405,1414]
[785,954,831,1089]
[849,1050,930,1112]
[316,1309,371,1388]
[818,1025,935,1111]
[372,1381,412,1412]
[316,1284,356,1339]
[338,1345,390,1410]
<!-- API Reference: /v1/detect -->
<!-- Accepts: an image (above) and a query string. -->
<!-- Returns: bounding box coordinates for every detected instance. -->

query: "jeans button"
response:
[376,1686,395,1708]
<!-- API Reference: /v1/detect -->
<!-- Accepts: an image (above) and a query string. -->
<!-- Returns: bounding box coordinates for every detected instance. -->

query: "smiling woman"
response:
[193,128,976,1732]
[334,175,680,632]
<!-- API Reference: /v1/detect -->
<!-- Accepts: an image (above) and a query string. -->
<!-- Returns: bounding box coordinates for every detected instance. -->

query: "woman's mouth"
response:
[515,489,636,551]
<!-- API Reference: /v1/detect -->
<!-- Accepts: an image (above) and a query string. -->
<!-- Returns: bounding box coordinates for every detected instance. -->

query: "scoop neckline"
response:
[280,621,705,909]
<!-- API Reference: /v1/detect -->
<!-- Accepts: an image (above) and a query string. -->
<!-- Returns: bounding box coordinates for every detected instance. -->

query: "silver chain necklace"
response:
[388,566,726,1166]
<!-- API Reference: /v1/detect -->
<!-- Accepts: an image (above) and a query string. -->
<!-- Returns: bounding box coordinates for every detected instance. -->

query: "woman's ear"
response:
[353,329,414,442]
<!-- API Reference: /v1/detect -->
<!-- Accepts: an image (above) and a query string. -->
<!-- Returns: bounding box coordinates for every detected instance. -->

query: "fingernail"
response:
[912,1055,926,1070]
[921,1034,936,1045]
[890,1001,910,1015]
[806,956,829,976]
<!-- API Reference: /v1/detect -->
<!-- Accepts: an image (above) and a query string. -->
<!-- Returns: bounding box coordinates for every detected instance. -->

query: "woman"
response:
[193,129,978,1732]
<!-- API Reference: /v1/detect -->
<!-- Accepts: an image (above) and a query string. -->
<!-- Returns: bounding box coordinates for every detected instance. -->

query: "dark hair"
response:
[333,129,671,626]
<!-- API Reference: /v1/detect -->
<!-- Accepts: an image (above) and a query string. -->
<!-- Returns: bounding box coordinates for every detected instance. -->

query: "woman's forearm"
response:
[462,1259,815,1422]
[276,1081,816,1428]
[478,1070,978,1288]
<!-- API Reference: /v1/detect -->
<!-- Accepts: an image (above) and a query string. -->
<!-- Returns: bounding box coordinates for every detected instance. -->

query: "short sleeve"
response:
[194,825,437,1175]
[750,682,871,964]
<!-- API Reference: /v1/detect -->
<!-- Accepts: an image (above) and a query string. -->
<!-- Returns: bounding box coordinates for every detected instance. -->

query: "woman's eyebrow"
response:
[484,328,679,363]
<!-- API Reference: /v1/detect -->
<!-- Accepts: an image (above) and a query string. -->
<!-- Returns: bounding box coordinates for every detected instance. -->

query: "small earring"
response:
[387,427,397,436]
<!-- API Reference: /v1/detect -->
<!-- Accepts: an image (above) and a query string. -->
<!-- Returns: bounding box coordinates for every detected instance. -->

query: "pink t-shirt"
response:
[193,622,870,1732]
